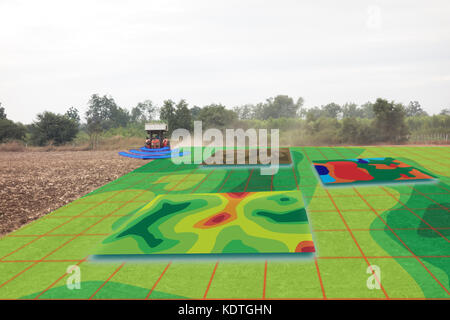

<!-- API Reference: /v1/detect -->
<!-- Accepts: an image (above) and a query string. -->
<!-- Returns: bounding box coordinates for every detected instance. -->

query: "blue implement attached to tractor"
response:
[118,123,188,159]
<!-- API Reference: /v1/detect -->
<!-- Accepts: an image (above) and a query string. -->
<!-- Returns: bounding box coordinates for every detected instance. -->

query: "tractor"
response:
[145,123,170,149]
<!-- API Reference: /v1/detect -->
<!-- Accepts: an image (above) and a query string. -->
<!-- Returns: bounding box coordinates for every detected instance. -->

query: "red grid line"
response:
[380,187,449,242]
[145,261,172,300]
[1,162,175,261]
[379,146,449,169]
[6,147,449,300]
[89,263,125,300]
[74,201,152,204]
[86,170,191,298]
[193,178,229,182]
[437,184,450,193]
[270,172,275,191]
[329,146,450,244]
[308,207,445,213]
[34,257,87,300]
[6,234,110,237]
[410,186,450,212]
[3,199,126,287]
[191,169,215,193]
[43,214,129,219]
[338,146,450,295]
[271,184,298,188]
[291,166,299,190]
[406,147,450,160]
[303,193,450,199]
[164,168,199,193]
[217,170,233,193]
[353,187,450,295]
[314,257,326,300]
[0,162,176,290]
[306,147,389,299]
[203,261,219,299]
[245,186,272,191]
[1,259,86,263]
[325,188,389,299]
[318,255,450,259]
[313,148,388,292]
[329,147,347,159]
[374,146,448,176]
[262,260,268,299]
[243,169,254,192]
[315,147,328,160]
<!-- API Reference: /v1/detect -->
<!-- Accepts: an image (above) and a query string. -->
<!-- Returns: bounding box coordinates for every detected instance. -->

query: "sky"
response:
[1,0,450,124]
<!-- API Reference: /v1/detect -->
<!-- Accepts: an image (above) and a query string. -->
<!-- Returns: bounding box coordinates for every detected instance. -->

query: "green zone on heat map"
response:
[0,146,449,299]
[92,191,315,257]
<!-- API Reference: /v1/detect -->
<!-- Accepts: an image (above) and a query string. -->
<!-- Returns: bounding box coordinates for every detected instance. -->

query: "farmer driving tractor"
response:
[144,123,170,149]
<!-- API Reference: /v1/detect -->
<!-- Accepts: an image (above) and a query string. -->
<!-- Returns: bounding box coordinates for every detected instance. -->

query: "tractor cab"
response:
[145,123,170,149]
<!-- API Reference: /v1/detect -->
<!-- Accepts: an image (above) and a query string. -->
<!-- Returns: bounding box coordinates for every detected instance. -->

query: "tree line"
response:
[0,94,449,147]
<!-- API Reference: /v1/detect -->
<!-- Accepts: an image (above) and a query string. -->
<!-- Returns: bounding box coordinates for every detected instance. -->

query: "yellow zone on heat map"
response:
[92,191,315,257]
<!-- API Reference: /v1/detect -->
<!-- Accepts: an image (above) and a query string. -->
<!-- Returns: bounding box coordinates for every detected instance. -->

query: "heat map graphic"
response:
[92,191,315,258]
[313,157,435,186]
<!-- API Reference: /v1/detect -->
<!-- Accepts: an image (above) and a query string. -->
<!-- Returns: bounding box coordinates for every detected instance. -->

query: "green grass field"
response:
[0,146,449,299]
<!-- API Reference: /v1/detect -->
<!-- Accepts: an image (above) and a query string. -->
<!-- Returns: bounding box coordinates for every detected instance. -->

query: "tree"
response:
[0,104,27,143]
[85,94,129,148]
[198,104,237,128]
[372,98,409,143]
[296,98,307,118]
[159,99,177,133]
[109,105,130,128]
[342,103,363,118]
[65,107,81,124]
[30,112,79,146]
[340,117,377,144]
[406,101,428,117]
[322,102,342,119]
[259,95,301,120]
[0,103,6,120]
[439,108,450,116]
[0,119,27,143]
[131,100,156,123]
[85,94,129,130]
[305,106,323,122]
[190,106,202,120]
[340,117,359,143]
[233,104,254,120]
[360,102,375,119]
[252,103,266,120]
[172,99,192,131]
[86,95,109,149]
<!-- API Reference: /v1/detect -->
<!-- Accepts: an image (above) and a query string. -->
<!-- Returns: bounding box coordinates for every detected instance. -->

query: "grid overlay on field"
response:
[0,146,449,299]
[300,146,450,299]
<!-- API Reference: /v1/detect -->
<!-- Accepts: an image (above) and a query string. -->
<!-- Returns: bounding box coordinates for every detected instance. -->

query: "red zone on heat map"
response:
[328,161,373,181]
